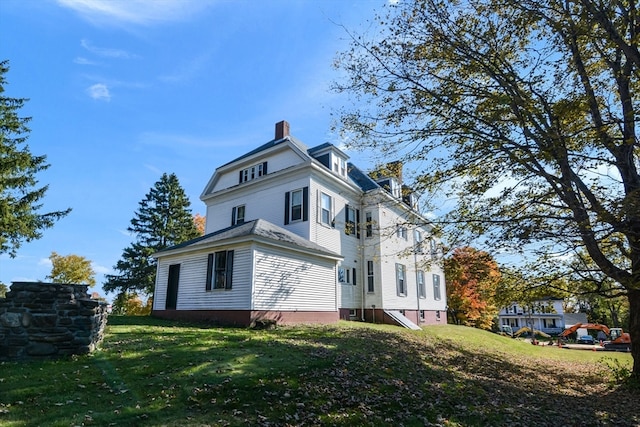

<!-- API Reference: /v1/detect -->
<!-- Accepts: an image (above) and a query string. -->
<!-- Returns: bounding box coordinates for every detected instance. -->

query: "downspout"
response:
[360,193,366,321]
[414,228,421,325]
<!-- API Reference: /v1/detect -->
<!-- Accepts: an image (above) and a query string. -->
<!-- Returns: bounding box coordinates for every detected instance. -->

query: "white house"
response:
[152,121,447,327]
[498,297,567,335]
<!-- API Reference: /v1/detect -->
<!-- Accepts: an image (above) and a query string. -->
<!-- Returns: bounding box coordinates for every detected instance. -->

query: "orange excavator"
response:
[559,323,631,351]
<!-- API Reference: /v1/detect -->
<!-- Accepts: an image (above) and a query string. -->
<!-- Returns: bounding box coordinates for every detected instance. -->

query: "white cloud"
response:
[38,258,53,267]
[57,0,217,26]
[80,39,136,59]
[144,163,163,175]
[74,56,100,65]
[91,262,111,275]
[158,52,211,84]
[86,83,111,101]
[117,228,133,237]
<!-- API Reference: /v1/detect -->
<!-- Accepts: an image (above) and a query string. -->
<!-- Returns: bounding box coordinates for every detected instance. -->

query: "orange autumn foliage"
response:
[444,247,501,330]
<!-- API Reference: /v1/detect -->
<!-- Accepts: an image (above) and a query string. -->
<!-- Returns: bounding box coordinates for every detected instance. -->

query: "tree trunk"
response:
[628,288,640,378]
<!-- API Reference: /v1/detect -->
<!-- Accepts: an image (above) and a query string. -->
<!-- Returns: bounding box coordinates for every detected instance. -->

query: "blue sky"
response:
[0,0,390,301]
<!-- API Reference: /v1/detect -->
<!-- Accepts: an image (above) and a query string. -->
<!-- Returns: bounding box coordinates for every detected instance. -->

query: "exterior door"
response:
[166,264,180,310]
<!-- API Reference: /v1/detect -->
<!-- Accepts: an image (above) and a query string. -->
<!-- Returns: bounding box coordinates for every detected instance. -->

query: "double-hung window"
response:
[291,189,303,221]
[320,192,332,226]
[231,205,245,226]
[365,212,373,237]
[396,263,406,296]
[367,260,374,293]
[205,250,234,290]
[345,205,359,237]
[284,187,308,224]
[433,274,441,300]
[415,230,423,254]
[430,239,438,257]
[397,225,407,240]
[417,270,426,298]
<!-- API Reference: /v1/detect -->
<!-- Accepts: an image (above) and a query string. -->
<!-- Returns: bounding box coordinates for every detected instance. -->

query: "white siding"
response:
[153,244,253,310]
[309,179,362,309]
[252,246,337,311]
[209,148,306,193]
[361,199,447,312]
[205,174,311,238]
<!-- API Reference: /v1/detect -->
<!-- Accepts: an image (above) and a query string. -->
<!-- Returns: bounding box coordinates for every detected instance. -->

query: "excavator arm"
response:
[558,323,610,337]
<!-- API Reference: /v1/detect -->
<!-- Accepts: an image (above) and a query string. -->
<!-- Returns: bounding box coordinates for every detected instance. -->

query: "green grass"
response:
[1,317,637,426]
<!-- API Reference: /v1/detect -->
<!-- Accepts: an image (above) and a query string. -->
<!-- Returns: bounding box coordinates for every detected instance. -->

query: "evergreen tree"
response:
[0,60,70,256]
[104,173,199,298]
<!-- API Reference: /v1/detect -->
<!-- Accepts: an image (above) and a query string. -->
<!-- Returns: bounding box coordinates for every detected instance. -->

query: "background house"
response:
[152,121,447,327]
[498,297,565,335]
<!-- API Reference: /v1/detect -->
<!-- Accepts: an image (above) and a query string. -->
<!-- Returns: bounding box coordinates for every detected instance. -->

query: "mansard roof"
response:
[153,219,342,259]
[347,163,380,192]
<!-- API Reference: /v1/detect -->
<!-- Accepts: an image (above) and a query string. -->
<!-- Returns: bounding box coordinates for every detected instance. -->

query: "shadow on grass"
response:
[2,317,638,426]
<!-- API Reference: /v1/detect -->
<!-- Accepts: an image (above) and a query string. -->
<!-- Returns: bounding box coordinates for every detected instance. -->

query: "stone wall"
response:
[0,282,109,361]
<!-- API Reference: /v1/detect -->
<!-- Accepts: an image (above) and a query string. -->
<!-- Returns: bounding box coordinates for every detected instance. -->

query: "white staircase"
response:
[384,310,421,330]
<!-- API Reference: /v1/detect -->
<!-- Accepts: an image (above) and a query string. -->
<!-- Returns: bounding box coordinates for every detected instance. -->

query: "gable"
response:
[201,137,312,199]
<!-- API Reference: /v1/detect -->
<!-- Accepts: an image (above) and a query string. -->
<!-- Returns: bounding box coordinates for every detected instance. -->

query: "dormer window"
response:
[239,162,268,184]
[333,157,347,177]
[308,144,349,179]
[389,177,401,198]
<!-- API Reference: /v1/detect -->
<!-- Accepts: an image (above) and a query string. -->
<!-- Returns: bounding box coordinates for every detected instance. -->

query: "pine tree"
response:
[0,60,71,256]
[104,173,200,298]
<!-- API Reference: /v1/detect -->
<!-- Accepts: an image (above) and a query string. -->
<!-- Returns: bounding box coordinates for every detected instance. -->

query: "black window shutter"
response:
[205,253,213,291]
[231,206,236,226]
[356,209,361,238]
[225,250,234,289]
[352,268,357,286]
[284,192,290,225]
[262,161,268,175]
[302,186,309,221]
[239,170,243,184]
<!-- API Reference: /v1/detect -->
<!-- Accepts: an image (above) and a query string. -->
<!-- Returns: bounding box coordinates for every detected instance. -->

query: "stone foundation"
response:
[0,282,108,361]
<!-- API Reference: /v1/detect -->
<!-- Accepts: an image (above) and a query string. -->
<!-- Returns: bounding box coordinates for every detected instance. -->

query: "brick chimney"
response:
[275,120,290,140]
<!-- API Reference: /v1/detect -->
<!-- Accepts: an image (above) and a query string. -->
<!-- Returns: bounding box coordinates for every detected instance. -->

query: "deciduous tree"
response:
[0,60,70,257]
[444,247,500,329]
[104,173,199,300]
[47,251,96,286]
[193,213,206,235]
[334,0,640,377]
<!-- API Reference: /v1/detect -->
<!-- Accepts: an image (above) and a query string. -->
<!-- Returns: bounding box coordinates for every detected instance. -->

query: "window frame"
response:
[396,263,407,296]
[396,225,407,240]
[320,192,333,227]
[433,273,441,300]
[345,205,359,237]
[206,250,234,290]
[417,270,426,298]
[284,187,308,225]
[239,162,267,184]
[232,205,245,226]
[415,230,423,253]
[338,267,347,284]
[365,211,373,238]
[367,260,374,293]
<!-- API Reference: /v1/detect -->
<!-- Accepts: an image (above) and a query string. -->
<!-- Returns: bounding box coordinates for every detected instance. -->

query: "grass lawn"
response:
[1,316,638,426]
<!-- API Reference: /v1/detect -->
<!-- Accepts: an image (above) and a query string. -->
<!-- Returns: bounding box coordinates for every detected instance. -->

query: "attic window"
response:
[239,162,268,184]
[332,154,347,177]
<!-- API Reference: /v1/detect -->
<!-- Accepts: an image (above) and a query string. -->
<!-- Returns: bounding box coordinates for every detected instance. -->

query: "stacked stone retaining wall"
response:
[0,282,108,361]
